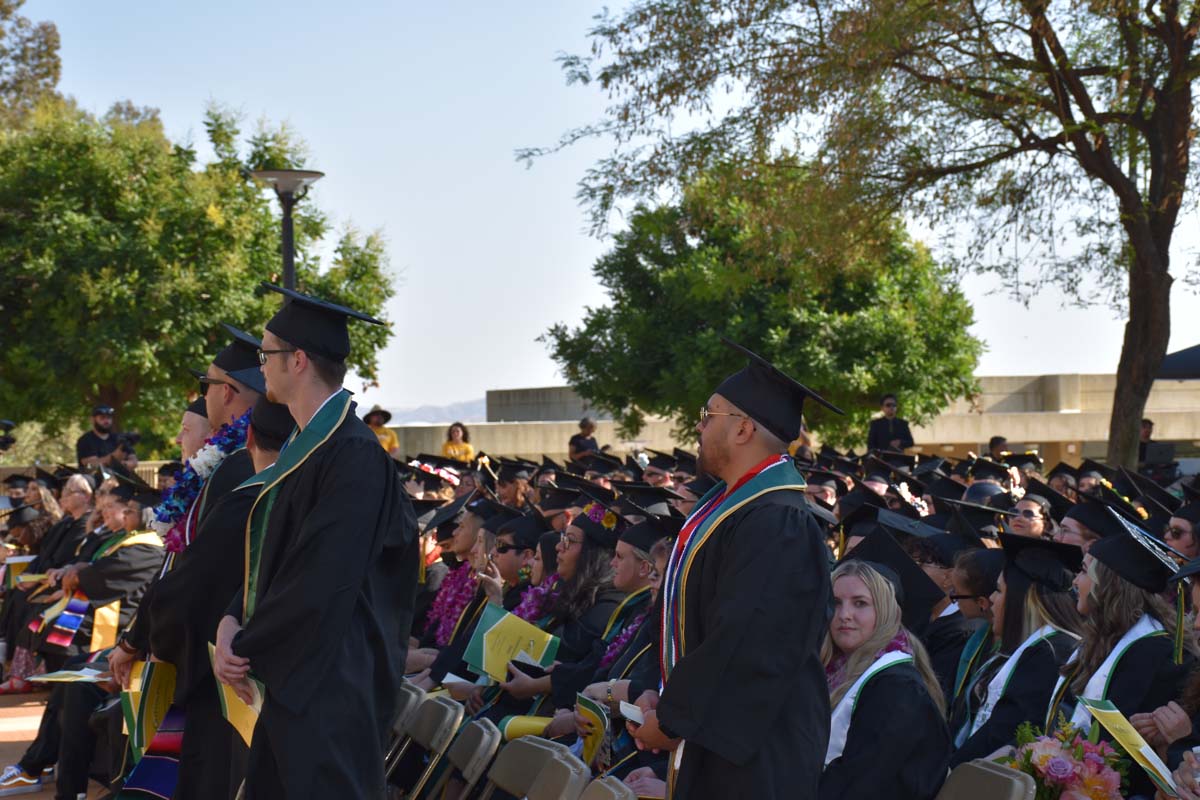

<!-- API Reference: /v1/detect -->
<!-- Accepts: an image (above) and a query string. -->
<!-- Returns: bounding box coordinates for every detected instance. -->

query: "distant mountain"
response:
[387,398,486,425]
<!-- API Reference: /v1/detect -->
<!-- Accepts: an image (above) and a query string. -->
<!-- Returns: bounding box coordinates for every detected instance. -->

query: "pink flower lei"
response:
[427,562,478,647]
[825,629,912,693]
[514,573,562,623]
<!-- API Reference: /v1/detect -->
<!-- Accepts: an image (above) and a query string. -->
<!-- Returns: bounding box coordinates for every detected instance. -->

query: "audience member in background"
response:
[76,405,119,468]
[1139,418,1154,463]
[987,436,1008,461]
[442,421,475,463]
[364,405,399,458]
[1008,494,1055,540]
[867,394,915,453]
[569,417,600,461]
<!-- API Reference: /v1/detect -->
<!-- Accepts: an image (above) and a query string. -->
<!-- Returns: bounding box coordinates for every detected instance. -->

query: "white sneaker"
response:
[0,764,41,796]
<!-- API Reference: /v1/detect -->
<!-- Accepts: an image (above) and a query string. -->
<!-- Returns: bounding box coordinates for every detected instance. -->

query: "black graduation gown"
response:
[820,663,950,800]
[1055,636,1193,796]
[127,449,255,654]
[411,559,450,640]
[229,413,419,800]
[922,609,978,710]
[33,531,164,659]
[0,516,87,648]
[657,493,832,800]
[549,587,641,709]
[149,484,257,800]
[951,632,1076,766]
[428,588,500,685]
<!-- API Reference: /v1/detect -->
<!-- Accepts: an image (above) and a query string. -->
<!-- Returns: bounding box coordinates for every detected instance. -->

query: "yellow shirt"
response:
[442,441,475,463]
[373,425,399,454]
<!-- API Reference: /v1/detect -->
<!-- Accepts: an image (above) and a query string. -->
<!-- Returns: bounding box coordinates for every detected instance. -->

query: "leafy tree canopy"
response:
[544,159,982,447]
[0,0,59,127]
[0,101,395,456]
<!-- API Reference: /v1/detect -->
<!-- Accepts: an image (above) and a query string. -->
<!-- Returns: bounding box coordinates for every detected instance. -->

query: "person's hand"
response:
[444,681,476,702]
[60,565,82,595]
[405,647,439,673]
[478,561,504,605]
[624,766,667,799]
[404,479,423,497]
[574,705,597,739]
[635,689,659,714]
[543,708,576,739]
[1131,712,1165,748]
[214,615,250,686]
[465,686,488,715]
[108,646,139,690]
[582,681,608,704]
[229,677,256,706]
[628,709,678,753]
[1153,701,1192,747]
[41,589,63,603]
[889,439,903,449]
[45,567,64,585]
[408,668,434,692]
[499,663,545,699]
[1171,750,1200,800]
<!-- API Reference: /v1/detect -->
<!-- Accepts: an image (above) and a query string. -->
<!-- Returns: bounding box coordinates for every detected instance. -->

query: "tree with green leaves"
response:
[0,101,394,455]
[0,0,59,127]
[525,0,1200,466]
[543,161,982,447]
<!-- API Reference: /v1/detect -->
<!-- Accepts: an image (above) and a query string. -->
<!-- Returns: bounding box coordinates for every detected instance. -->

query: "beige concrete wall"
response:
[392,418,685,462]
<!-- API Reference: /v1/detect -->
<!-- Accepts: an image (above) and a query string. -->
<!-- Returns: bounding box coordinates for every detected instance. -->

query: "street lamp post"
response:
[248,169,325,290]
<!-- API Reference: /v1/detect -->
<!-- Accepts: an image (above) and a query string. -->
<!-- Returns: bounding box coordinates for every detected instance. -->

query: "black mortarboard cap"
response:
[409,496,448,526]
[925,476,965,504]
[621,512,682,553]
[498,459,534,483]
[672,448,698,475]
[226,365,267,396]
[622,455,645,482]
[876,508,942,540]
[468,497,523,533]
[2,474,28,488]
[1089,510,1179,593]
[213,323,263,373]
[1047,462,1077,481]
[110,471,160,506]
[614,483,684,518]
[800,468,849,498]
[571,497,629,549]
[683,473,718,498]
[913,457,948,478]
[1117,467,1182,514]
[950,456,975,478]
[424,490,475,534]
[927,531,983,566]
[963,548,1007,595]
[842,530,946,634]
[644,449,676,472]
[875,450,917,469]
[1063,495,1127,540]
[33,466,61,492]
[1181,480,1200,505]
[713,337,843,443]
[262,282,385,362]
[944,498,1015,533]
[2,505,39,526]
[498,510,551,551]
[1025,478,1075,522]
[537,486,582,513]
[1003,452,1044,473]
[185,396,208,419]
[970,458,1011,485]
[1078,458,1115,482]
[1000,533,1082,592]
[1138,496,1174,541]
[249,397,296,446]
[1174,502,1200,527]
[554,472,619,503]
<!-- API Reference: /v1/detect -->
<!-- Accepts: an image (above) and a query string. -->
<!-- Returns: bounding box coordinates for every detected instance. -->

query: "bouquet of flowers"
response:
[1000,721,1127,800]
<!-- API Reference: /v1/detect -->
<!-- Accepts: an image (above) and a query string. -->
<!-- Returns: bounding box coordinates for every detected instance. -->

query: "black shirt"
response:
[867,417,914,452]
[569,433,598,455]
[76,429,118,465]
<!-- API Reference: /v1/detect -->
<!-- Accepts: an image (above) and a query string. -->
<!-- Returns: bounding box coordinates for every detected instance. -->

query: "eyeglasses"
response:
[1016,508,1042,519]
[257,348,297,365]
[559,531,583,547]
[196,376,239,396]
[699,406,748,425]
[948,593,983,602]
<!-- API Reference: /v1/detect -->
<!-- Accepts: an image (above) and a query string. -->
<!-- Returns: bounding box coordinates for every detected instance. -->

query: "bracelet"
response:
[605,680,615,705]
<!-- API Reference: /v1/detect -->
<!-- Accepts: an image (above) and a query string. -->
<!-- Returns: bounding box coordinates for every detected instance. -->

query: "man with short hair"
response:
[569,417,600,461]
[1139,418,1154,463]
[629,340,837,799]
[988,435,1008,461]
[866,393,914,453]
[75,406,120,468]
[214,284,418,799]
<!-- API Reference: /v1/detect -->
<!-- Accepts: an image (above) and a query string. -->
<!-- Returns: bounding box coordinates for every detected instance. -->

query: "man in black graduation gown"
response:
[147,397,294,800]
[631,339,838,799]
[214,284,418,800]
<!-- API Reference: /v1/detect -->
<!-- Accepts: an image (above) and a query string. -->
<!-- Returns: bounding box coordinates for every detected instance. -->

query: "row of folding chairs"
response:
[385,680,637,800]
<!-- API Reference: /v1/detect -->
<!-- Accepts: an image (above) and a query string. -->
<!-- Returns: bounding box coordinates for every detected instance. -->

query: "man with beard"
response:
[628,339,837,799]
[213,283,418,799]
[75,405,119,468]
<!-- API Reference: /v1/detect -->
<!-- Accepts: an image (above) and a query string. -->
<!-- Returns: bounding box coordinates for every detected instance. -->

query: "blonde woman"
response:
[820,558,950,800]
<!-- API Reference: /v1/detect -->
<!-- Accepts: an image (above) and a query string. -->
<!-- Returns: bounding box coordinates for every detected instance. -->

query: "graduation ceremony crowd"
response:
[2,286,1200,800]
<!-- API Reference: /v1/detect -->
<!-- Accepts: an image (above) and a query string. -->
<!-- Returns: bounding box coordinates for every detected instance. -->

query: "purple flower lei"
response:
[427,562,478,647]
[514,573,562,623]
[600,610,647,671]
[153,409,251,553]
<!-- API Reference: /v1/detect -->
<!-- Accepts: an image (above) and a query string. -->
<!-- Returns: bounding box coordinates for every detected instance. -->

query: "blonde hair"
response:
[25,484,62,522]
[822,560,946,715]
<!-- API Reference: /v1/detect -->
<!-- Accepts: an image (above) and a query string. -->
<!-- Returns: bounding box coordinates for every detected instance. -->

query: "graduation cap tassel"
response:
[837,527,846,561]
[1176,587,1186,666]
[418,538,427,585]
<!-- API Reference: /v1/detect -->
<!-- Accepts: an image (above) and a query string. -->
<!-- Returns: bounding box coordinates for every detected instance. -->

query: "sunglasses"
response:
[1015,508,1042,519]
[196,376,239,397]
[1165,525,1193,539]
[494,543,528,555]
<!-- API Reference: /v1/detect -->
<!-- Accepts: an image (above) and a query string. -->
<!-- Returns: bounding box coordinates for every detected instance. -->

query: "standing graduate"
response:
[821,535,951,800]
[148,397,294,800]
[213,284,419,800]
[630,339,837,799]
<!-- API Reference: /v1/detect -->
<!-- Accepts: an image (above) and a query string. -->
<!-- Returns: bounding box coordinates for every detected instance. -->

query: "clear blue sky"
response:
[27,0,1200,411]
